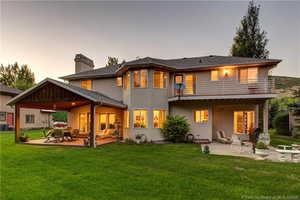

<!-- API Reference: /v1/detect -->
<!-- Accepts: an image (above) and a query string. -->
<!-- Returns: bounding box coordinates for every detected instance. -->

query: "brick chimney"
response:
[74,54,94,73]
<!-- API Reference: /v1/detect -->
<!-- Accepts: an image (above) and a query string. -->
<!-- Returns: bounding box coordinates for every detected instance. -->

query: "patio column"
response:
[263,101,269,134]
[15,104,20,143]
[90,103,95,148]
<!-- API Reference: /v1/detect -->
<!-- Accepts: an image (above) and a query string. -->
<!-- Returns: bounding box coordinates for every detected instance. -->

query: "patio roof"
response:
[7,78,127,109]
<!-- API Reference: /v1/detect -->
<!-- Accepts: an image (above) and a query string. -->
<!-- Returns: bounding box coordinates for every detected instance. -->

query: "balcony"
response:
[169,78,276,101]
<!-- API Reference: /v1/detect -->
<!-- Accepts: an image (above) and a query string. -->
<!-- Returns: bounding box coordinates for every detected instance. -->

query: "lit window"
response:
[134,70,147,88]
[99,114,107,131]
[211,70,219,81]
[153,110,166,128]
[194,110,209,123]
[81,80,92,90]
[124,111,130,128]
[0,112,6,121]
[133,110,147,128]
[116,77,123,87]
[239,68,258,83]
[79,113,90,132]
[98,113,116,131]
[124,72,130,89]
[25,114,35,124]
[153,71,167,88]
[175,75,183,84]
[185,74,196,95]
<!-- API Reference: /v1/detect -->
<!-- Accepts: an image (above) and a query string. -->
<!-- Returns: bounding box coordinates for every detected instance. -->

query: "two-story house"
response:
[8,54,281,146]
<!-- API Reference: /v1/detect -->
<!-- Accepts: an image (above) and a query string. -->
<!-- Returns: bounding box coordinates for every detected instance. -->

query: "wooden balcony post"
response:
[89,103,95,148]
[15,104,20,143]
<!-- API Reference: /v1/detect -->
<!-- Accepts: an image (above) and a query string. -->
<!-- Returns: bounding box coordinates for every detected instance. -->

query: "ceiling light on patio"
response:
[71,102,76,106]
[53,104,56,109]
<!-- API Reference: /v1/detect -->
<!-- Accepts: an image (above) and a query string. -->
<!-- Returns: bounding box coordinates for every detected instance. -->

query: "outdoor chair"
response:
[71,129,80,141]
[231,134,243,152]
[53,129,64,143]
[216,130,232,144]
[43,129,54,143]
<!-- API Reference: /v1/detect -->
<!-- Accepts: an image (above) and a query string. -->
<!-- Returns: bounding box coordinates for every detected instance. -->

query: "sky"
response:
[1,1,299,82]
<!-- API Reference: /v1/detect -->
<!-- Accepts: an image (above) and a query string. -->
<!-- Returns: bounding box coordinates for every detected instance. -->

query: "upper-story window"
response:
[133,70,147,88]
[239,67,258,83]
[116,77,123,87]
[211,70,219,81]
[184,74,196,95]
[124,72,130,89]
[153,71,167,88]
[81,80,92,90]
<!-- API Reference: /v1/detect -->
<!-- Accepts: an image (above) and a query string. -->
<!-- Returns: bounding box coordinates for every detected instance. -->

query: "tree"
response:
[105,56,126,67]
[230,0,269,58]
[0,62,35,90]
[105,57,119,67]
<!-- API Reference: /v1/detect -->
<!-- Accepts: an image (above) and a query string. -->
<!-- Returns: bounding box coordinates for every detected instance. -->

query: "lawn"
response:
[1,130,300,200]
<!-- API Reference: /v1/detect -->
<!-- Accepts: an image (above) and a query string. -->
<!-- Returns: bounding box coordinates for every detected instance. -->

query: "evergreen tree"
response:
[105,57,119,67]
[0,62,35,90]
[230,1,269,58]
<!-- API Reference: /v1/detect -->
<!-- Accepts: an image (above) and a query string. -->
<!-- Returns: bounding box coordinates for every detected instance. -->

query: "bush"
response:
[256,142,268,150]
[272,112,290,136]
[161,115,190,142]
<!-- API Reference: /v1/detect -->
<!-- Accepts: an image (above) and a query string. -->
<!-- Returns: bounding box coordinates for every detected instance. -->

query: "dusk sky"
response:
[1,1,299,82]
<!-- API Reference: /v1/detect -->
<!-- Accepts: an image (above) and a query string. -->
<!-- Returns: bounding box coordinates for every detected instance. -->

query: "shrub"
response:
[256,142,268,150]
[161,115,190,142]
[272,112,290,136]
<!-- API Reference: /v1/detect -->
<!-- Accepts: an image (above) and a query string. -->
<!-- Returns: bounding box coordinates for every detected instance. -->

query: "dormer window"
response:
[133,70,147,88]
[116,77,123,87]
[81,80,92,90]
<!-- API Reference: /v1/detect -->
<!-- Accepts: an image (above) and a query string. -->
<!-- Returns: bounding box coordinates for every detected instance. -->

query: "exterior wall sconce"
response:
[224,69,230,77]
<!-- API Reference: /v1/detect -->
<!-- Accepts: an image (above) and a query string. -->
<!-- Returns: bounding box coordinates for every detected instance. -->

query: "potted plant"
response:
[19,134,29,142]
[255,142,269,160]
[135,134,142,144]
[203,145,210,154]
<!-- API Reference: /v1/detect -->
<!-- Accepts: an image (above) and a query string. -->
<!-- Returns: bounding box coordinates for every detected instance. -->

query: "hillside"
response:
[269,75,300,89]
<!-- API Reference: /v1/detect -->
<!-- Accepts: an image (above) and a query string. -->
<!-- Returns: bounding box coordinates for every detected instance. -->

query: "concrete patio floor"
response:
[204,142,299,163]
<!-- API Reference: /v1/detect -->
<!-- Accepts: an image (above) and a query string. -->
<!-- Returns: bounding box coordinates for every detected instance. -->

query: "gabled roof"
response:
[7,78,127,108]
[0,84,22,96]
[61,55,281,80]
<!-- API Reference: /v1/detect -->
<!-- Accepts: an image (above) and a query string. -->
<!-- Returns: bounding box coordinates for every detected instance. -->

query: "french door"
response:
[234,111,254,134]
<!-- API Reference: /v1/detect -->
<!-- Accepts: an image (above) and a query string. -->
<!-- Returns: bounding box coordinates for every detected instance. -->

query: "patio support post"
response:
[90,103,95,148]
[263,101,269,134]
[15,104,20,143]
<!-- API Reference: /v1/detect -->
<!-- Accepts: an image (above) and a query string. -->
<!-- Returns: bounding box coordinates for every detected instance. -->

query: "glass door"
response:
[234,111,254,134]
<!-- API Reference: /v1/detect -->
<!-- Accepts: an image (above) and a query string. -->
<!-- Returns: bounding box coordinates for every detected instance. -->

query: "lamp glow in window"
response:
[194,110,209,123]
[124,111,130,128]
[133,70,147,88]
[81,80,92,90]
[211,70,219,81]
[185,74,195,95]
[153,71,167,88]
[116,77,123,87]
[153,110,166,128]
[133,110,147,128]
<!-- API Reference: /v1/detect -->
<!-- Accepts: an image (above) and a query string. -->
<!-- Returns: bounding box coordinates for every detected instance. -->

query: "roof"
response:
[61,55,281,80]
[0,84,22,96]
[7,78,127,108]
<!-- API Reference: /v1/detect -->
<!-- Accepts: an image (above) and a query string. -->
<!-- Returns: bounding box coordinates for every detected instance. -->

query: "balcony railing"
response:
[171,78,275,97]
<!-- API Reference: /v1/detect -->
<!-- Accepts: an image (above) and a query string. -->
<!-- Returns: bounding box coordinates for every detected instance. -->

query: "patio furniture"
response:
[71,129,80,141]
[278,145,292,150]
[53,129,64,143]
[43,129,54,143]
[216,130,232,144]
[292,144,300,150]
[276,149,300,163]
[231,134,242,152]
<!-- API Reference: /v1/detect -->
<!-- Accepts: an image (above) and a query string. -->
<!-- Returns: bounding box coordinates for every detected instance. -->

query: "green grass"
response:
[270,134,300,147]
[1,130,300,200]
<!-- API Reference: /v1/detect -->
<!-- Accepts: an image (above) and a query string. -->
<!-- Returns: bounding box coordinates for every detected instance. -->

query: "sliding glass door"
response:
[234,111,254,134]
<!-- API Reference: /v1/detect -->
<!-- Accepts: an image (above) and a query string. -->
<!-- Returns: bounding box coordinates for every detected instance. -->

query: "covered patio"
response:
[7,78,127,147]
